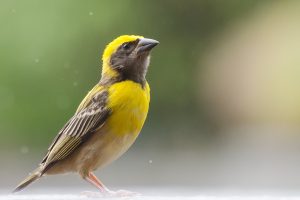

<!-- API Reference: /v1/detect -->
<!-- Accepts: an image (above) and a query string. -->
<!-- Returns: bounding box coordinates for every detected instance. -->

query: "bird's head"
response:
[101,35,159,85]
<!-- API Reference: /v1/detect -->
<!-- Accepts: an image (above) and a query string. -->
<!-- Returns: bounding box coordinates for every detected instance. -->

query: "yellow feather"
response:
[76,80,150,139]
[106,80,150,138]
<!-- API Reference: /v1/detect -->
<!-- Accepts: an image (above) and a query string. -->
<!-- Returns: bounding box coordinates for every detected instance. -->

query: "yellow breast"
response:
[106,81,150,138]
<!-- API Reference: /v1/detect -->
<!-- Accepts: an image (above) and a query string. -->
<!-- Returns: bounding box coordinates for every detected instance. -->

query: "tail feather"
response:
[13,168,42,193]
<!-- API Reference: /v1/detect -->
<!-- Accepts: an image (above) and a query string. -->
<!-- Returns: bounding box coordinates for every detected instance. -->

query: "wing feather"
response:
[40,88,110,171]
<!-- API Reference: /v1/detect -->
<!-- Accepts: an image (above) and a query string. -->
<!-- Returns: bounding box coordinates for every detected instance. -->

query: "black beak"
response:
[137,38,159,54]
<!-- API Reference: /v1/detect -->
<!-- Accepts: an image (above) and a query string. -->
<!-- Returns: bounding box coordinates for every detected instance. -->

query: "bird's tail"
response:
[13,167,42,193]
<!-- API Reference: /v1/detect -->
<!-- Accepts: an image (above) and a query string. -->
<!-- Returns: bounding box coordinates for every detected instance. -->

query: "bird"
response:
[13,35,159,195]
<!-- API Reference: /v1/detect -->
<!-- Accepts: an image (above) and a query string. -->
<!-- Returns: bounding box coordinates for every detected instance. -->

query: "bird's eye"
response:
[121,42,131,50]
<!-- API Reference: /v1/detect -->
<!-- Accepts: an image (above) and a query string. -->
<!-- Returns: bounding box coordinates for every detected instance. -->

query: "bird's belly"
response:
[45,128,137,177]
[77,127,138,173]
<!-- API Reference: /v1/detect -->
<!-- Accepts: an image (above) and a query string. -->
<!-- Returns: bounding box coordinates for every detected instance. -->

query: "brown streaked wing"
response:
[41,90,110,171]
[41,84,104,164]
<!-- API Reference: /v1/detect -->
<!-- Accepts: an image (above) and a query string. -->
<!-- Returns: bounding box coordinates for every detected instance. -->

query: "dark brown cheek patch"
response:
[109,52,124,69]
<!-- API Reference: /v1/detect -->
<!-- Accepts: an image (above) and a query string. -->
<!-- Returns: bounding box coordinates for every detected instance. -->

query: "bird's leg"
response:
[83,172,140,197]
[84,172,108,193]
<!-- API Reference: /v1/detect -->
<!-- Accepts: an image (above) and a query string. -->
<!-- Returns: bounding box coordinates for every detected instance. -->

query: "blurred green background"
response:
[2,0,300,192]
